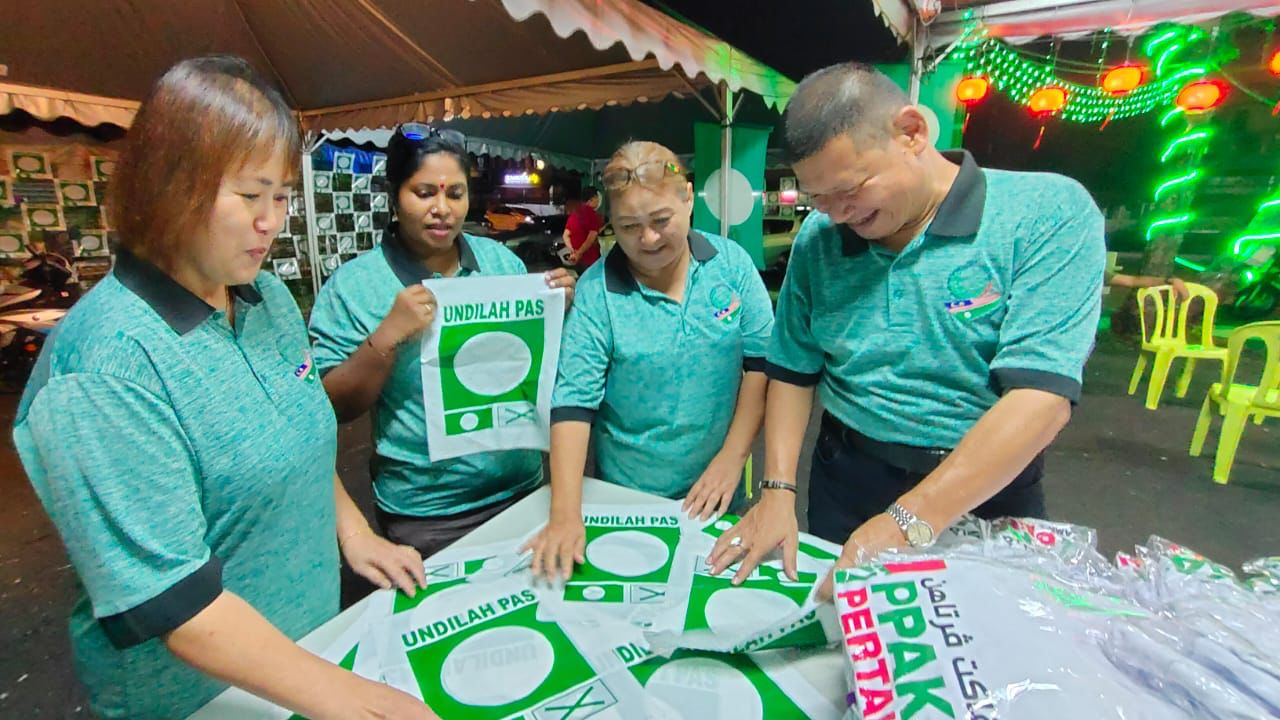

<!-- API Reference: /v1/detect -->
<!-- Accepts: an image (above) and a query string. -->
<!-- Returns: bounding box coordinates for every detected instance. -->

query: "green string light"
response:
[1154,170,1202,202]
[1159,107,1185,127]
[959,34,1199,123]
[1232,218,1280,256]
[1146,213,1194,242]
[1160,130,1212,163]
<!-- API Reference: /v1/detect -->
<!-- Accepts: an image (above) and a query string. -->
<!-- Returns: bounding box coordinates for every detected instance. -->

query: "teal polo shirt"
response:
[768,151,1104,448]
[551,231,774,497]
[13,249,339,720]
[309,225,543,517]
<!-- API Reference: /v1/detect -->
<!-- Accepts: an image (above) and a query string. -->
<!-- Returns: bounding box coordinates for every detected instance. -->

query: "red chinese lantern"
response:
[955,76,991,136]
[1027,87,1067,150]
[1269,48,1280,77]
[1028,87,1068,116]
[955,76,990,106]
[1175,80,1228,114]
[1102,65,1144,95]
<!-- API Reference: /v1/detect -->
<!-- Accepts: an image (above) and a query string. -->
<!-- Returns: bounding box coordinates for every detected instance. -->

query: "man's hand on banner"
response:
[544,268,577,306]
[374,285,437,350]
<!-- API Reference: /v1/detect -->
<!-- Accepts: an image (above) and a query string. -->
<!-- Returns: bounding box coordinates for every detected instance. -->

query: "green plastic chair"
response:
[1128,283,1228,409]
[1189,321,1280,484]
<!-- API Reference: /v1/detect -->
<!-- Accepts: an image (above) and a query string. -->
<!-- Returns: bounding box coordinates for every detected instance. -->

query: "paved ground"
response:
[1,332,1277,717]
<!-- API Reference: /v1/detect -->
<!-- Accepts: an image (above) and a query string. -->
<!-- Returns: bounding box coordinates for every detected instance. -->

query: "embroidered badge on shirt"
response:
[944,265,1003,321]
[293,351,317,383]
[710,284,742,325]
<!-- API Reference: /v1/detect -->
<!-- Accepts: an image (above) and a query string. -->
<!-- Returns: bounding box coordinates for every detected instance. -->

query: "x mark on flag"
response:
[545,686,605,719]
[503,405,537,424]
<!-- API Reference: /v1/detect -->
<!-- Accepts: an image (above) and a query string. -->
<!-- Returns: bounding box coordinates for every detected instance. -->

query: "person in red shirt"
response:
[564,187,605,271]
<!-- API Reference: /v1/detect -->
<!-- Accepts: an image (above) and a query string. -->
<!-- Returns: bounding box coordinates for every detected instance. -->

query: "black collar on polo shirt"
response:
[604,230,718,294]
[840,149,987,256]
[381,222,481,287]
[113,247,263,335]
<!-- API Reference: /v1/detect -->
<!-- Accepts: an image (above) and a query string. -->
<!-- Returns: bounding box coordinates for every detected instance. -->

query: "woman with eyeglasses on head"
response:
[523,141,774,579]
[13,57,433,720]
[310,123,576,561]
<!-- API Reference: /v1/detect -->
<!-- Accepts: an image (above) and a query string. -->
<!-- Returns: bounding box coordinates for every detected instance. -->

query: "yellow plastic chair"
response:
[1189,321,1280,484]
[1127,283,1228,409]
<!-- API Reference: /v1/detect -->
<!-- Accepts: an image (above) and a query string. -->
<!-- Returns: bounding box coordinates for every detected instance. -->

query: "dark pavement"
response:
[1,333,1277,717]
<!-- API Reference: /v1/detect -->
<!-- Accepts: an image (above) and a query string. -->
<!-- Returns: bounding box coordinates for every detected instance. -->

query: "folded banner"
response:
[420,275,565,462]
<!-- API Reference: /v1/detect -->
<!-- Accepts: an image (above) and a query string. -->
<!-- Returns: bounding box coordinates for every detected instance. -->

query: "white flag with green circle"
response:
[420,275,565,462]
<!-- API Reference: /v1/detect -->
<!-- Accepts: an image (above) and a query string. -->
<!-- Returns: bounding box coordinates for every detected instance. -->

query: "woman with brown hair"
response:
[524,141,775,579]
[12,56,435,719]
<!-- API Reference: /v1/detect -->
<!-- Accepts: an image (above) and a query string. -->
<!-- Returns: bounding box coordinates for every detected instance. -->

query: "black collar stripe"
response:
[604,230,719,294]
[841,150,987,256]
[113,247,262,335]
[381,223,481,287]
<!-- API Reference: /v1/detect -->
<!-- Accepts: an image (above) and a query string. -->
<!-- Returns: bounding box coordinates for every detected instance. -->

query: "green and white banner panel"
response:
[420,275,566,462]
[691,122,771,270]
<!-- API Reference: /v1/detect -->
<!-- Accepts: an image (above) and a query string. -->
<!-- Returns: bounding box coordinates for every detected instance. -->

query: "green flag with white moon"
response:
[692,122,771,270]
[420,275,565,462]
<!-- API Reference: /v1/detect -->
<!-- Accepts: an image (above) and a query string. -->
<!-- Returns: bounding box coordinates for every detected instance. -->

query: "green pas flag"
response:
[875,61,967,150]
[420,275,565,462]
[692,122,771,269]
[379,573,652,719]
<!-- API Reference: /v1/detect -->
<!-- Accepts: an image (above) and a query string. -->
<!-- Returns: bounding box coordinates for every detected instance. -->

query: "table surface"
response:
[191,478,846,719]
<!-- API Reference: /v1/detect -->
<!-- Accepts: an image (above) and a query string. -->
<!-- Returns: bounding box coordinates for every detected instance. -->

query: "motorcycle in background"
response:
[1229,245,1278,320]
[0,250,79,392]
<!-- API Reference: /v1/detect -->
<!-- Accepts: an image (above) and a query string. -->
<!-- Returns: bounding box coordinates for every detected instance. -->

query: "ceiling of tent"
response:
[328,90,786,160]
[1,0,794,130]
[871,0,1280,47]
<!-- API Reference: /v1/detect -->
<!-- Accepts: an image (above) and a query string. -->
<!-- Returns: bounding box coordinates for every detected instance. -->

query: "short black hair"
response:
[385,126,473,201]
[581,187,600,202]
[783,62,909,163]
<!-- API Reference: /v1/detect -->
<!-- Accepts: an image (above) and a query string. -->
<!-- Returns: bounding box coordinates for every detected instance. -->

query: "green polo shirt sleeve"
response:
[766,214,825,386]
[733,242,775,371]
[550,274,613,423]
[989,178,1105,402]
[310,274,376,376]
[16,372,220,648]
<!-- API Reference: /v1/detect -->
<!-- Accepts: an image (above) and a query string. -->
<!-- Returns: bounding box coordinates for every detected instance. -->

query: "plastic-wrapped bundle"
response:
[833,553,1189,720]
[1105,538,1280,717]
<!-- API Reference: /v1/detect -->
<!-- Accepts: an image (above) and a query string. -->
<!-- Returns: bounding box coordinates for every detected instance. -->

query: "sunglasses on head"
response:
[601,160,684,191]
[396,122,465,146]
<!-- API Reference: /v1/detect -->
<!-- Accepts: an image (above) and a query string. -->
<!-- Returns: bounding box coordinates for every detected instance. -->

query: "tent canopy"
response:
[2,0,794,130]
[872,0,1280,47]
[324,89,787,163]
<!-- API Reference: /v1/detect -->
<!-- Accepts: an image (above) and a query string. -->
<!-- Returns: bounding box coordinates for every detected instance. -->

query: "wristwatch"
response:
[886,502,936,548]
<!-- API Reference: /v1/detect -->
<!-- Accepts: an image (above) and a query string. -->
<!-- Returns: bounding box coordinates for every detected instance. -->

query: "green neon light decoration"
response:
[1159,108,1185,127]
[1233,232,1280,256]
[1160,130,1212,163]
[1154,170,1202,202]
[1147,213,1194,242]
[1228,189,1280,258]
[1144,30,1180,55]
[1156,43,1185,76]
[1174,257,1208,272]
[1139,24,1213,261]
